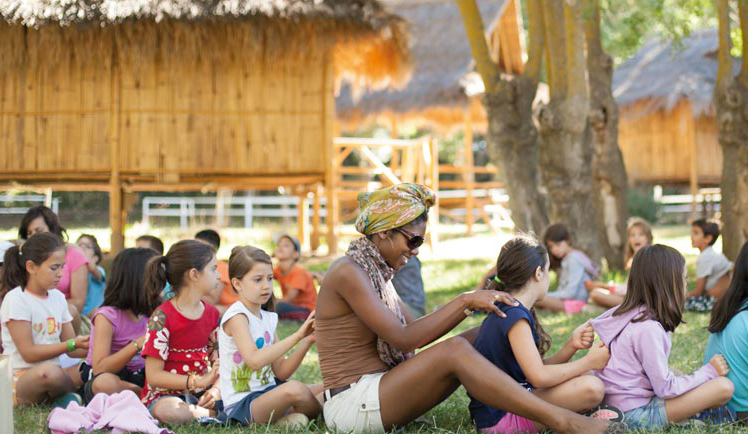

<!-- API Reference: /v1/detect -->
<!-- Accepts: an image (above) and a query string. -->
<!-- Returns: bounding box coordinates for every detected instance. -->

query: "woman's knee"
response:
[152,398,193,425]
[92,373,122,395]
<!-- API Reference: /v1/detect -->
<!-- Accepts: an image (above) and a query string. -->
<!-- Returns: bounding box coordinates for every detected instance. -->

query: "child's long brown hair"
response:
[485,234,552,356]
[614,244,686,332]
[229,245,276,312]
[144,239,215,298]
[709,240,748,333]
[624,217,653,266]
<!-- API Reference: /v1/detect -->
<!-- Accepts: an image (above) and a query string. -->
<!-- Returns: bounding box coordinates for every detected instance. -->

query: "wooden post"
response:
[428,137,439,249]
[390,115,400,175]
[297,192,309,251]
[109,42,124,254]
[464,107,475,235]
[322,49,339,255]
[311,183,321,253]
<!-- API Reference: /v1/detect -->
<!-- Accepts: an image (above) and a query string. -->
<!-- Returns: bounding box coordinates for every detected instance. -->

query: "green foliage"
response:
[627,186,660,224]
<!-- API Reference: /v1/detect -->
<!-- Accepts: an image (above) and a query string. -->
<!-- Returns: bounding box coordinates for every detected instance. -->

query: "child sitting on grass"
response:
[76,234,106,318]
[686,218,733,312]
[592,244,735,430]
[1,233,89,407]
[585,218,653,309]
[79,248,159,403]
[273,234,317,321]
[535,224,600,313]
[705,240,748,422]
[219,245,322,427]
[469,235,615,433]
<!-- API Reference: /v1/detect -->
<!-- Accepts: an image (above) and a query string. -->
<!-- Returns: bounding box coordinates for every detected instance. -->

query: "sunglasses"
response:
[393,227,425,250]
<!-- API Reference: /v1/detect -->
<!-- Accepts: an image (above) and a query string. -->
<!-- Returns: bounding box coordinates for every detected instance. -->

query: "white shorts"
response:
[323,373,385,433]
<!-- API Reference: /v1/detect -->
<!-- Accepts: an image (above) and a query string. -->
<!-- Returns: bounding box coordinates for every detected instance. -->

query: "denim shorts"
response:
[225,384,281,425]
[623,397,668,429]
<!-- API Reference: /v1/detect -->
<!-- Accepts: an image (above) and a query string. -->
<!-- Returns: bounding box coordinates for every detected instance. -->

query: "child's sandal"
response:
[584,404,624,422]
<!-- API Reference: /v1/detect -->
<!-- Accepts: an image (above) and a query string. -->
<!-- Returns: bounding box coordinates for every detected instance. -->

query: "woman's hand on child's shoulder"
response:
[570,320,594,350]
[584,341,610,370]
[709,354,730,376]
[462,290,517,318]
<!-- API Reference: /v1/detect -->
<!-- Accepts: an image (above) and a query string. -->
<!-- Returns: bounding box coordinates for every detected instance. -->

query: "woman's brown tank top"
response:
[316,311,388,389]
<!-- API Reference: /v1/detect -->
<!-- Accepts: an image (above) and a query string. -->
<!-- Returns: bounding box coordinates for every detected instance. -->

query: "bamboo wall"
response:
[0,23,331,184]
[618,99,723,184]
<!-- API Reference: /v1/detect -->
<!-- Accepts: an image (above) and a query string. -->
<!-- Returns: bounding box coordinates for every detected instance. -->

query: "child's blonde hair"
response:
[624,217,653,266]
[229,245,275,311]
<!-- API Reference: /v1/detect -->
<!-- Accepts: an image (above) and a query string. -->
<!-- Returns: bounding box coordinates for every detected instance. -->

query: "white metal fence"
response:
[0,195,60,216]
[142,196,328,230]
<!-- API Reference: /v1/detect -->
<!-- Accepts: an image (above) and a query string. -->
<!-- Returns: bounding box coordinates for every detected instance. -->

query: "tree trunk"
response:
[456,0,549,234]
[538,0,602,264]
[585,0,628,270]
[715,0,748,260]
[484,77,549,234]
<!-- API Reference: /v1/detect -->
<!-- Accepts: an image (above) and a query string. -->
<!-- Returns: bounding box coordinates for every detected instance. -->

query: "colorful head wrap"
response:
[354,183,436,235]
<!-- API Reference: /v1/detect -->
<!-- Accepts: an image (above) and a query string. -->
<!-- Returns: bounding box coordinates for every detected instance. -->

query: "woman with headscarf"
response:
[315,184,619,434]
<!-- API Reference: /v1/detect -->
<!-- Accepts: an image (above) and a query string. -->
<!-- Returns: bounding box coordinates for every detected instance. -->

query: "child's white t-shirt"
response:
[218,301,278,409]
[696,246,733,292]
[0,286,72,370]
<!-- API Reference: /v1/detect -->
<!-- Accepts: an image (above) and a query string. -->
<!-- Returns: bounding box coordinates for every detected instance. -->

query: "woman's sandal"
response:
[584,404,624,422]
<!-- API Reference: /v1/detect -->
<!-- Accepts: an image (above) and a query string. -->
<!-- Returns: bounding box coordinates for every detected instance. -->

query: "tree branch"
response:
[524,0,545,83]
[456,0,499,93]
[542,0,568,98]
[716,0,732,89]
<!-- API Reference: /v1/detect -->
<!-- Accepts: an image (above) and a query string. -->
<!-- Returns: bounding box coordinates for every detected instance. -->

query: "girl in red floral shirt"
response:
[141,239,221,425]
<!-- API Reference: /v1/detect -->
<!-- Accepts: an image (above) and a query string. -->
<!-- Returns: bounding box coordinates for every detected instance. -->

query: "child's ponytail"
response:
[2,233,65,297]
[145,255,169,300]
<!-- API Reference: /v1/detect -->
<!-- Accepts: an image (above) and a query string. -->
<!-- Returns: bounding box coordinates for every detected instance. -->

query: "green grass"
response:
[9,225,748,433]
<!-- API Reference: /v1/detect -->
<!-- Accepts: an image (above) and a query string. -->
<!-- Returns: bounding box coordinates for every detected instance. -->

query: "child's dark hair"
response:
[709,241,748,333]
[2,233,66,297]
[542,223,572,271]
[137,235,165,255]
[485,234,552,356]
[615,244,686,332]
[77,234,103,264]
[195,229,221,250]
[625,217,654,266]
[18,205,67,241]
[144,240,215,298]
[692,218,721,246]
[229,245,276,312]
[102,248,161,317]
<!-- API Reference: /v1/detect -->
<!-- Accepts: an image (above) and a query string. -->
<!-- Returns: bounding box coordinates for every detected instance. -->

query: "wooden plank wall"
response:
[0,24,328,180]
[618,99,723,184]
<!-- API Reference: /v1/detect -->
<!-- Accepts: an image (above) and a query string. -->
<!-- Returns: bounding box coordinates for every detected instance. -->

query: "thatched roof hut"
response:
[335,0,524,132]
[0,0,410,252]
[613,28,739,185]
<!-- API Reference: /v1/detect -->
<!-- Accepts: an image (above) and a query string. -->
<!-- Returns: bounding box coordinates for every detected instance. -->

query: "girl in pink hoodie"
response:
[591,244,734,429]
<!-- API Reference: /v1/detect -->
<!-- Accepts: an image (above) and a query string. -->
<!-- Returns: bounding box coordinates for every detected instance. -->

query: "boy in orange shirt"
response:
[273,235,317,321]
[195,229,234,315]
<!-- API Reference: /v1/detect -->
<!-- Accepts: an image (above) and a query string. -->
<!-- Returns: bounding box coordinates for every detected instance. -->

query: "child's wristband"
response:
[67,338,76,352]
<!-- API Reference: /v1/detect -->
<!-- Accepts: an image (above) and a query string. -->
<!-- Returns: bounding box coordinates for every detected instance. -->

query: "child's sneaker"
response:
[52,392,82,409]
[689,405,736,424]
[277,412,309,429]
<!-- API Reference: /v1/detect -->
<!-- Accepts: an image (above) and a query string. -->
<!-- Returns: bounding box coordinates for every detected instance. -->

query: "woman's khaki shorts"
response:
[323,373,385,433]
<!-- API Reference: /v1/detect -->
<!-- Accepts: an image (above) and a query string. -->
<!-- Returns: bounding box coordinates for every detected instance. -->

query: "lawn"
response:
[8,224,748,432]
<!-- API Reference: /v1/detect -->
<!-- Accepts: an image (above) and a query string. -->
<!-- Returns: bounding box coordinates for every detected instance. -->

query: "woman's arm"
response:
[7,320,87,363]
[68,266,88,312]
[509,320,608,388]
[90,314,144,375]
[331,260,511,353]
[271,332,315,380]
[224,313,312,371]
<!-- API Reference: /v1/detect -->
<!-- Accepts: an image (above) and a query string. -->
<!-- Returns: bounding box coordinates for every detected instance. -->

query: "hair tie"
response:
[493,275,501,284]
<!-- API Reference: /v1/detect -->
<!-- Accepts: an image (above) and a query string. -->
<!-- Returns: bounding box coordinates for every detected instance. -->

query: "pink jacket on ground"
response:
[47,390,173,434]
